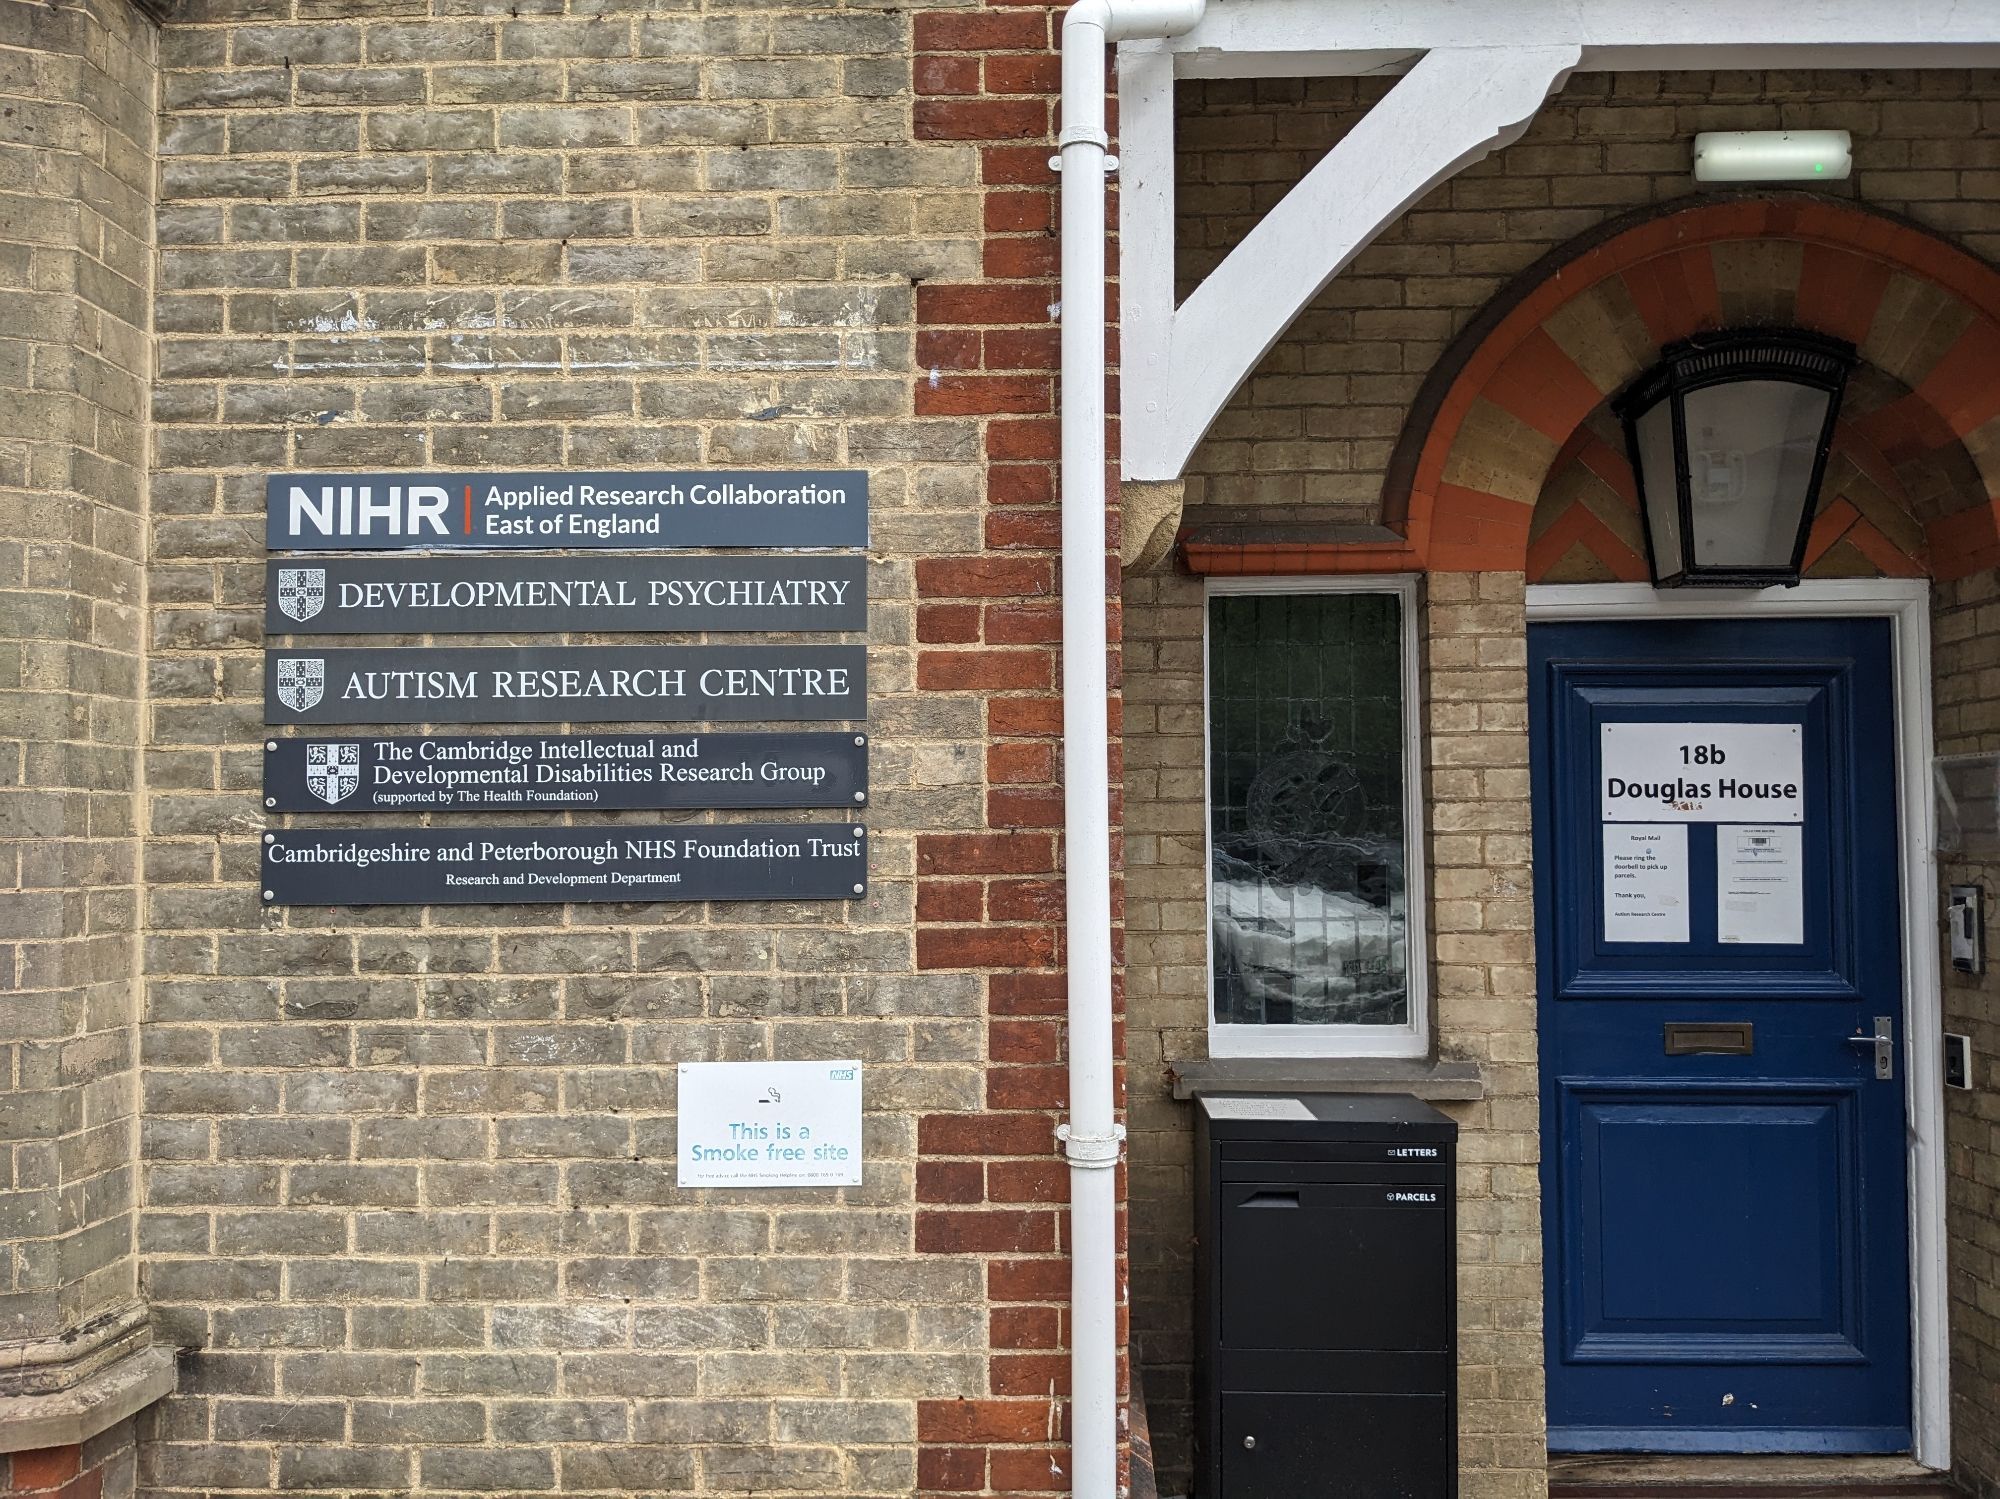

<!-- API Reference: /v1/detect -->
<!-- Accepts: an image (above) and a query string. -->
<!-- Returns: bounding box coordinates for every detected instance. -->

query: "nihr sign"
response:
[265,645,865,725]
[266,470,867,551]
[265,732,869,813]
[261,824,867,906]
[266,555,867,635]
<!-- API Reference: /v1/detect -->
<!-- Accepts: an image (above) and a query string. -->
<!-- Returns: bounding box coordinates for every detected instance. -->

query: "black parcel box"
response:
[1195,1093,1458,1499]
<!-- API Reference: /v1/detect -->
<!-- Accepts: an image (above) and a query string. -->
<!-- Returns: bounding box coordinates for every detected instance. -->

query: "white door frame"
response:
[1523,578,1947,1471]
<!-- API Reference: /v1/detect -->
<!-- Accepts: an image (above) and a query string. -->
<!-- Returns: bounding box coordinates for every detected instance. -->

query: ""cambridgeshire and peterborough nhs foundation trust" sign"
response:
[264,732,869,813]
[264,645,866,725]
[265,470,867,551]
[265,555,868,635]
[261,824,868,906]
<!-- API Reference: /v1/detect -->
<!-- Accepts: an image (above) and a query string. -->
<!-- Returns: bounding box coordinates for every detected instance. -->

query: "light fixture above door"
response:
[1614,330,1855,588]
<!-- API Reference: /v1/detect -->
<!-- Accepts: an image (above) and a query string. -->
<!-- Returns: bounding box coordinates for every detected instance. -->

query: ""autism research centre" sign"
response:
[265,645,865,725]
[266,470,867,551]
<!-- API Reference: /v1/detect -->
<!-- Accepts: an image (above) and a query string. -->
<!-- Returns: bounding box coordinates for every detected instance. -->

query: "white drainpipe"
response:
[1055,2,1202,1495]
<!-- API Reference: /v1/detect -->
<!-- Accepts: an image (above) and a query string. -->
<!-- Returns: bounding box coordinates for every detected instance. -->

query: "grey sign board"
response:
[266,470,867,551]
[265,645,865,725]
[261,824,867,906]
[265,555,868,635]
[264,732,869,813]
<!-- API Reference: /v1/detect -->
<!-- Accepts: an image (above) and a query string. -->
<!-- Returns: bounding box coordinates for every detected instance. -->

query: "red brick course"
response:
[2,1445,106,1499]
[911,4,1130,1489]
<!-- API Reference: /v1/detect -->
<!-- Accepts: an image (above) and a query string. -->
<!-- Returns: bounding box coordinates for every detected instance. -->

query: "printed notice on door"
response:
[1603,824,1689,943]
[1717,825,1805,945]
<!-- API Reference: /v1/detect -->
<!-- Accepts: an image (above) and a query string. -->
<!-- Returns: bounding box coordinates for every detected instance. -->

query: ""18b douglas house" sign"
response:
[265,470,867,551]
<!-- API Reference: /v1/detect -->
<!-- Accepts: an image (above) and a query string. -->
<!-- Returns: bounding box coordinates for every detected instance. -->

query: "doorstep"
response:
[1549,1454,1957,1499]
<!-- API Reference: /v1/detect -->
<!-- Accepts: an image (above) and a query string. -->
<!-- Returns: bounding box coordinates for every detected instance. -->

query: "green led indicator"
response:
[1813,162,1824,173]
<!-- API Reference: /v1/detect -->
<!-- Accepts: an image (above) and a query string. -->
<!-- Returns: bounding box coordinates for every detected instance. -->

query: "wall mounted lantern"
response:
[1614,329,1855,588]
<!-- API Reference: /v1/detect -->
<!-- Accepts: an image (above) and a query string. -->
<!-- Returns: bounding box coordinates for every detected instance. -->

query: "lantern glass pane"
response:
[1633,398,1683,581]
[1679,378,1831,571]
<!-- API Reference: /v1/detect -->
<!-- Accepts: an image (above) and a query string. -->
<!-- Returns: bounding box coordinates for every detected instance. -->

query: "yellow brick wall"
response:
[1173,70,2000,527]
[0,0,156,1384]
[1935,570,2000,1499]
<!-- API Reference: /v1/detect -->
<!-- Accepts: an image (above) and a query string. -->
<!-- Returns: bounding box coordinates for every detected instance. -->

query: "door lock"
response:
[1845,1015,1894,1080]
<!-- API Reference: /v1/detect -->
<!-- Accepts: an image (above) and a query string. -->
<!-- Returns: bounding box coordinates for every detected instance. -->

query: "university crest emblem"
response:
[305,743,359,804]
[276,657,325,713]
[276,568,326,623]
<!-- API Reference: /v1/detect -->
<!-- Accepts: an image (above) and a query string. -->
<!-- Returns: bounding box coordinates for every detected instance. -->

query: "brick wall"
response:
[909,8,1119,1494]
[1173,70,2000,528]
[1128,68,2000,1498]
[1935,571,2000,1499]
[1,1420,139,1499]
[0,0,154,1373]
[140,1,1087,1494]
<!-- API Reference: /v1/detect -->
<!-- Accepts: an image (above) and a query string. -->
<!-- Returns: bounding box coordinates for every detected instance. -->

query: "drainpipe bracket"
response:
[1057,1122,1127,1168]
[1058,124,1111,151]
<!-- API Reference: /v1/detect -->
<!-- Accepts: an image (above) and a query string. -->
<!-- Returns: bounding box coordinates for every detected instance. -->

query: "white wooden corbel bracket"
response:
[1118,44,1580,482]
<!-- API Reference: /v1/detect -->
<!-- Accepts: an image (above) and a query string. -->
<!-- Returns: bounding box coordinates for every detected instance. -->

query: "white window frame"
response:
[1202,573,1429,1059]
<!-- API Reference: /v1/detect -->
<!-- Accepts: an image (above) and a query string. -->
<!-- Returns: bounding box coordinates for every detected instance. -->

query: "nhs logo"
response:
[267,472,456,550]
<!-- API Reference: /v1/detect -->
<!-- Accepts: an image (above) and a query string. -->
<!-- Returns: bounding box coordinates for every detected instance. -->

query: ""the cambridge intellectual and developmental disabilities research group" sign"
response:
[264,732,869,813]
[265,470,867,551]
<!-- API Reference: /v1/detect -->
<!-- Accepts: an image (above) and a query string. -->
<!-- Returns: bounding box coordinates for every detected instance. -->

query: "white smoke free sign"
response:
[676,1061,863,1188]
[1600,722,1804,823]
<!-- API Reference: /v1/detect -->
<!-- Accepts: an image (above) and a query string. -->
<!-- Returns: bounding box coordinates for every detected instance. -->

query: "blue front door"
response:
[1531,617,1910,1453]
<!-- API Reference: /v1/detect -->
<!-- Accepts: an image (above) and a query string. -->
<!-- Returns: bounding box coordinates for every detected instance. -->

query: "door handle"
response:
[1844,1016,1894,1080]
[1238,1190,1300,1210]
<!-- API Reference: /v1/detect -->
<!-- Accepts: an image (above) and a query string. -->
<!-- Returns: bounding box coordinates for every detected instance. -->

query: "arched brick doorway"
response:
[1184,196,2000,581]
[1400,195,2000,582]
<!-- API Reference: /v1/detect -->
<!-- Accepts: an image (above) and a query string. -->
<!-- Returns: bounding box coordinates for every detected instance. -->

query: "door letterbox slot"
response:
[1664,1020,1754,1055]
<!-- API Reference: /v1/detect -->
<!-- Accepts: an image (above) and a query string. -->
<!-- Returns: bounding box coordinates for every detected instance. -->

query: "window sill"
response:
[1166,1055,1486,1102]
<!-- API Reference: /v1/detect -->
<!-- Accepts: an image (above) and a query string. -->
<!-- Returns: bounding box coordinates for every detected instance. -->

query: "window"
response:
[1204,577,1427,1057]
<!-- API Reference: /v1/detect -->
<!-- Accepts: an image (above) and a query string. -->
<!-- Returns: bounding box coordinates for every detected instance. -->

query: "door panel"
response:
[1219,1184,1450,1352]
[1531,617,1909,1453]
[1561,1085,1862,1359]
[1221,1393,1449,1499]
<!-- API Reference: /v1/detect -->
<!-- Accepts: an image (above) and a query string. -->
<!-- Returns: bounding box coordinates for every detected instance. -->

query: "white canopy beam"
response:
[1149,0,2000,77]
[1120,45,1578,483]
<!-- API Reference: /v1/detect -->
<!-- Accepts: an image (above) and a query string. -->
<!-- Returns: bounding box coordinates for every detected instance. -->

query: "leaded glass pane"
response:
[1207,592,1408,1027]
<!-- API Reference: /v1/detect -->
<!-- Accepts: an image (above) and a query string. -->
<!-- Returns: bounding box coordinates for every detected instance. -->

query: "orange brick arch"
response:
[1392,196,2000,581]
